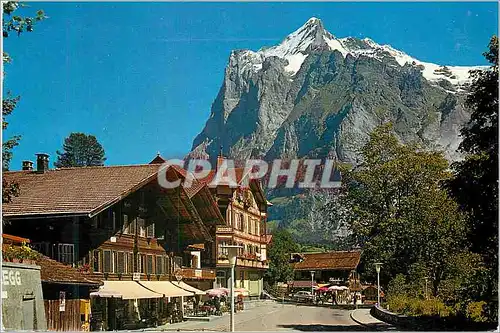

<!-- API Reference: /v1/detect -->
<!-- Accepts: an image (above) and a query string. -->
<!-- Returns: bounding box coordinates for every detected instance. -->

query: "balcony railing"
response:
[216,256,268,269]
[179,267,216,280]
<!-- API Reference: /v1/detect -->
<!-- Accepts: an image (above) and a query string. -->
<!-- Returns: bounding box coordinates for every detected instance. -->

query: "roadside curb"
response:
[350,309,392,331]
[350,309,370,328]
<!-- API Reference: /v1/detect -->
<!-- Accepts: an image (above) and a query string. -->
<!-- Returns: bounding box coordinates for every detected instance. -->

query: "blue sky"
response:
[3,2,498,170]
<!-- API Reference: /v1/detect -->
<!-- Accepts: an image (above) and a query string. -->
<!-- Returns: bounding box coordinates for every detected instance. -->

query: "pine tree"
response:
[55,133,106,168]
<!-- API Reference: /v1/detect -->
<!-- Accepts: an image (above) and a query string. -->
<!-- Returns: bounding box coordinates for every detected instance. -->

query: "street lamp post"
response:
[424,277,428,300]
[374,263,382,306]
[310,271,315,303]
[222,245,242,332]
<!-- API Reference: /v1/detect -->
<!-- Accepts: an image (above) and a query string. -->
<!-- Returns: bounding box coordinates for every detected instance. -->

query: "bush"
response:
[465,301,487,322]
[387,295,454,317]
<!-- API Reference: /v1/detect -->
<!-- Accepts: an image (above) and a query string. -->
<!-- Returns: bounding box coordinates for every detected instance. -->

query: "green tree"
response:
[344,123,472,298]
[55,133,107,168]
[265,229,299,285]
[2,1,46,203]
[446,36,498,321]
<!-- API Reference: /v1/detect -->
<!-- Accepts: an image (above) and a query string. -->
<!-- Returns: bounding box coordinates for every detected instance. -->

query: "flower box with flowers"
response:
[2,243,40,265]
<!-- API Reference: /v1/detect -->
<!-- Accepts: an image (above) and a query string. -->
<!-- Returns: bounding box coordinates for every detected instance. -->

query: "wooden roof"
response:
[2,164,220,219]
[292,251,361,271]
[3,164,163,217]
[37,254,101,286]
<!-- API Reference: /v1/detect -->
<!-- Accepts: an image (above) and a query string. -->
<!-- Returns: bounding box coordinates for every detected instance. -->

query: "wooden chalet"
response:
[151,154,271,297]
[289,251,362,289]
[2,154,225,329]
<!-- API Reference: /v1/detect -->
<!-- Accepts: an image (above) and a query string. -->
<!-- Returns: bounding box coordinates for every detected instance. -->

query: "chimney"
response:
[22,160,34,171]
[36,153,49,173]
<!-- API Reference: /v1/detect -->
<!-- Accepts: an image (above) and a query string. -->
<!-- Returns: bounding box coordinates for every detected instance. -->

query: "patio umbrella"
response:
[206,288,229,298]
[328,285,342,291]
[317,286,330,293]
[234,288,249,296]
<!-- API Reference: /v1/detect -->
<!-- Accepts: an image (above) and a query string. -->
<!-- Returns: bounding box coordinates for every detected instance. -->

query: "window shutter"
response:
[128,252,134,273]
[93,250,101,272]
[141,254,147,273]
[103,250,112,273]
[156,255,162,274]
[147,255,153,274]
[117,252,125,273]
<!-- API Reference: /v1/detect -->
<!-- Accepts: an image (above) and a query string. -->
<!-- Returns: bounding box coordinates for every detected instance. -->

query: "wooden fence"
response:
[44,299,83,331]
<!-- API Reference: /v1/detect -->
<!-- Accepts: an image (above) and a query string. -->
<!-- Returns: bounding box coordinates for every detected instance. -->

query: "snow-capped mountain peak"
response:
[235,17,484,88]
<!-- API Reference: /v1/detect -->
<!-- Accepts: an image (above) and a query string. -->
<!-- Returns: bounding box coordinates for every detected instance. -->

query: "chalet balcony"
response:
[177,267,216,280]
[216,254,268,269]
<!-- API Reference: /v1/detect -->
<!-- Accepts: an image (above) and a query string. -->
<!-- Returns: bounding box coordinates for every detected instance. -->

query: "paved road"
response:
[152,302,375,331]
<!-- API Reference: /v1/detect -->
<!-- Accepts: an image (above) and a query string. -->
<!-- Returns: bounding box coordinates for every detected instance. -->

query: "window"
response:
[140,254,147,273]
[93,250,101,272]
[128,252,134,273]
[233,214,239,230]
[173,256,182,270]
[216,271,226,288]
[112,211,116,231]
[256,220,260,235]
[146,223,155,238]
[129,218,136,235]
[192,255,198,269]
[137,218,146,237]
[103,250,112,273]
[240,271,244,288]
[122,214,129,234]
[163,257,170,275]
[57,244,74,264]
[218,241,228,257]
[156,255,163,274]
[117,252,125,273]
[147,255,153,274]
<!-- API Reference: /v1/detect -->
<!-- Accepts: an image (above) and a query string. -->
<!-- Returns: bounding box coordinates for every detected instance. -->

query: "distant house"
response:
[289,250,362,289]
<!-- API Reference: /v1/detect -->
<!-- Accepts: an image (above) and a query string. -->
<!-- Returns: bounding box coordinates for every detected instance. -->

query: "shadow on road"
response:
[277,324,373,331]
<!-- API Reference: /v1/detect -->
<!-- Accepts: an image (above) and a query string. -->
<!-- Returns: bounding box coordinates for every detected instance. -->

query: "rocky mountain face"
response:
[191,17,483,164]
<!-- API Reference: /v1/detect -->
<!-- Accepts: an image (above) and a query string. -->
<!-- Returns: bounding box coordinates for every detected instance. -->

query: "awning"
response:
[91,281,163,300]
[172,281,205,295]
[138,281,194,297]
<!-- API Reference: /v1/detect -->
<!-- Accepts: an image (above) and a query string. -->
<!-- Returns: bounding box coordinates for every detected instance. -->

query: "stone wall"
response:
[2,262,46,330]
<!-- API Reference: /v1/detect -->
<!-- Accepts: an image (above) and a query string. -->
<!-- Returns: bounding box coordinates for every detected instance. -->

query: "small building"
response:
[2,234,101,331]
[290,250,362,287]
